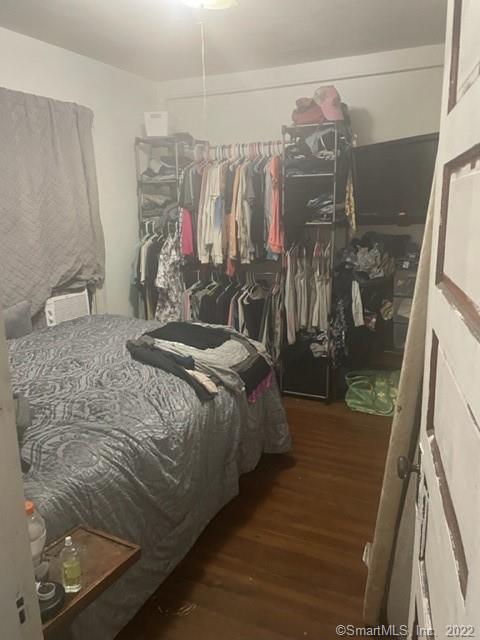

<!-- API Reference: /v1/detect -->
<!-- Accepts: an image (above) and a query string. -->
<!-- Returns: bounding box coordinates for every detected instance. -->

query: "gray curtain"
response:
[363,178,435,624]
[0,87,105,314]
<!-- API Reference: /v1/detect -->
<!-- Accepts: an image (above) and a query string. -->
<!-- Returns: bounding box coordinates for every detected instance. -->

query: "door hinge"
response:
[397,455,420,480]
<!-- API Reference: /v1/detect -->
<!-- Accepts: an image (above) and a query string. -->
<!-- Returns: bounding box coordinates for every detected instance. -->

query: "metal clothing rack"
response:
[179,135,285,285]
[205,139,283,161]
[134,136,207,236]
[280,121,347,401]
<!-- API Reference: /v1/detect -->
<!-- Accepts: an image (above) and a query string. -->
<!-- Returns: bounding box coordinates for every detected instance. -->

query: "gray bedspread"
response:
[8,315,290,640]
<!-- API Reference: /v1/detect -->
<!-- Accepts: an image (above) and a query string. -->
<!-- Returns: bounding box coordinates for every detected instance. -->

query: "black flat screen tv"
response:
[353,133,439,224]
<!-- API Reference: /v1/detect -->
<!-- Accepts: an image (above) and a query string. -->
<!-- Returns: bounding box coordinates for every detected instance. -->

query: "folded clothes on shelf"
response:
[142,193,173,209]
[141,193,177,219]
[140,156,184,183]
[284,139,336,176]
[306,195,334,222]
[304,128,337,158]
[141,197,179,224]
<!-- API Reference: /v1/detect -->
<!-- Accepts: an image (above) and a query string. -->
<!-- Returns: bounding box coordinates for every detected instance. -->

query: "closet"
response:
[132,122,354,398]
[132,124,437,401]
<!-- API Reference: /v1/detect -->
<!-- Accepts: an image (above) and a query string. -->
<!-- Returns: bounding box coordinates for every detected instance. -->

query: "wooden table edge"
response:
[42,526,141,638]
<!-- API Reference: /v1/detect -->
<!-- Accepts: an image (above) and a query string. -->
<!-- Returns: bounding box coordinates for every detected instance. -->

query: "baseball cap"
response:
[313,86,344,121]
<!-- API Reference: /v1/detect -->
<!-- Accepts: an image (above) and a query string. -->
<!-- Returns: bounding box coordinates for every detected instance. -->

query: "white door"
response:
[408,1,480,638]
[0,307,43,640]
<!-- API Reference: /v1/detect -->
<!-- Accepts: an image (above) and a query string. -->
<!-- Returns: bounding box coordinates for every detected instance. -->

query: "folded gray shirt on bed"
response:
[136,335,247,394]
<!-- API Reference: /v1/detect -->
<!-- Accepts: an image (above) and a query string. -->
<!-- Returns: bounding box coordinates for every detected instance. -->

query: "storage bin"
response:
[144,111,169,137]
[282,339,329,399]
[393,321,408,350]
[393,268,417,297]
[393,296,413,322]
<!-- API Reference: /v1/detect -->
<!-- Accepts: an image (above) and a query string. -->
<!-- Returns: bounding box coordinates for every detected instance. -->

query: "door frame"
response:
[0,307,42,640]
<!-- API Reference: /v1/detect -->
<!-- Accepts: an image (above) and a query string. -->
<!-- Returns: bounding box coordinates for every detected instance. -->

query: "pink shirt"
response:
[267,156,284,254]
[181,208,194,257]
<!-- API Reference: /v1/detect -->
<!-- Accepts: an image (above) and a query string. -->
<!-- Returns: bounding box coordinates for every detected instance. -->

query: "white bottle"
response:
[25,500,47,580]
[60,536,82,593]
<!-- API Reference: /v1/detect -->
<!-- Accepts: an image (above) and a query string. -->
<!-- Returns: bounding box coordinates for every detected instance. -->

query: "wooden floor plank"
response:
[117,398,391,639]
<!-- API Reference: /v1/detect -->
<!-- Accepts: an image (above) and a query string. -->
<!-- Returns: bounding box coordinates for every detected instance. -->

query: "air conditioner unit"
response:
[45,290,90,327]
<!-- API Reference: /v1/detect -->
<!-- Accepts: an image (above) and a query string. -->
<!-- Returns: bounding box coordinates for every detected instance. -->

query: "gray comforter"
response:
[8,314,290,640]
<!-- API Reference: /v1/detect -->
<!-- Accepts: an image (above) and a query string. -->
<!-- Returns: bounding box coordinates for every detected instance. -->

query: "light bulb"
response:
[181,0,239,9]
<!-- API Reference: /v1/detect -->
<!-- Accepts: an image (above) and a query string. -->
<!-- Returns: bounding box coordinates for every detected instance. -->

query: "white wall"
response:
[0,27,158,316]
[0,33,444,314]
[158,45,444,146]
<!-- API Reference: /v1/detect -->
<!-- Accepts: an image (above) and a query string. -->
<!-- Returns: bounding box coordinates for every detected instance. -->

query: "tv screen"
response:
[353,133,439,223]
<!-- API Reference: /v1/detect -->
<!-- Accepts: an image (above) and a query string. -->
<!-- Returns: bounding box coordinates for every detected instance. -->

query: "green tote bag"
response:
[345,369,401,417]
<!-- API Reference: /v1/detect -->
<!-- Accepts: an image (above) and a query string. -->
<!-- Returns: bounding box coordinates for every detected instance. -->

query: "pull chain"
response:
[199,19,208,139]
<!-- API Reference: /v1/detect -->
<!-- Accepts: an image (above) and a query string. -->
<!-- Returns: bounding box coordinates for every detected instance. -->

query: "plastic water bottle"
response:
[60,536,82,593]
[25,500,47,580]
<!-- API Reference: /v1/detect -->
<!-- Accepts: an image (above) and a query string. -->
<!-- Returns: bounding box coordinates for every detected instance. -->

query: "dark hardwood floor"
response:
[117,398,391,640]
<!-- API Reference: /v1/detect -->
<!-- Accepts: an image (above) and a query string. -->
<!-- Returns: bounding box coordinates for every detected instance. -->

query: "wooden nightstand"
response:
[42,525,141,638]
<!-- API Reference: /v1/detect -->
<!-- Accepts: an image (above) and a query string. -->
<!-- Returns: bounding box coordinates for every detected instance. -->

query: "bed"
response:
[8,314,290,640]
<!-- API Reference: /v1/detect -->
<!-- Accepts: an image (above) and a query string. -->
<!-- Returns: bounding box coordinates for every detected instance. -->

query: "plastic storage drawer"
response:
[393,296,413,323]
[393,321,409,350]
[394,269,417,298]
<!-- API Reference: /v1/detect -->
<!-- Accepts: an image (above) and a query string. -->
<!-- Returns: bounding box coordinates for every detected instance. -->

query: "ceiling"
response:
[0,0,447,82]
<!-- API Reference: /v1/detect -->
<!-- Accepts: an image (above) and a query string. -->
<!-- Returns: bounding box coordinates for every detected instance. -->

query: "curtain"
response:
[0,87,105,314]
[363,179,435,624]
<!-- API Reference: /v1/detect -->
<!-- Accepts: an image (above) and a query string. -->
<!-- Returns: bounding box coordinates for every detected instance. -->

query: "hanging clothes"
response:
[285,240,331,345]
[134,229,165,320]
[179,154,205,261]
[285,247,298,345]
[181,208,194,257]
[266,155,283,255]
[155,226,184,325]
[180,271,285,363]
[189,147,283,269]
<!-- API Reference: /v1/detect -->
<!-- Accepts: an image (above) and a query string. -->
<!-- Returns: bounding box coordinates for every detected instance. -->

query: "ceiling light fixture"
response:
[181,0,238,9]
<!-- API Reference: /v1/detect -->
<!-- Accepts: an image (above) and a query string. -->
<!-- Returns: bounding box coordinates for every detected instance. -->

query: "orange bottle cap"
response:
[25,500,34,515]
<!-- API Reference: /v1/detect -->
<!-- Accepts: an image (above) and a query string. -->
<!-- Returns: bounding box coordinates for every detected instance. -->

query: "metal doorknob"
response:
[397,456,420,480]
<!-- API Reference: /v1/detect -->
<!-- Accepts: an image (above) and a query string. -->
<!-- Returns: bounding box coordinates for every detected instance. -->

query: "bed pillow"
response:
[4,301,33,339]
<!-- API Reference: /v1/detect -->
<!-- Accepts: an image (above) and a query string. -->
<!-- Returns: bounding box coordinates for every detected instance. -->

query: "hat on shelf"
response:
[313,85,344,121]
[292,97,326,126]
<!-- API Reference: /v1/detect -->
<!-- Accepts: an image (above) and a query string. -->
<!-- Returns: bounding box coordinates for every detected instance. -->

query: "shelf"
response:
[238,261,283,273]
[357,214,426,226]
[282,389,329,400]
[182,260,283,274]
[304,218,348,228]
[282,122,338,135]
[135,136,176,147]
[384,348,405,356]
[138,179,177,186]
[393,293,415,300]
[285,172,334,179]
[358,275,394,289]
[135,136,203,149]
